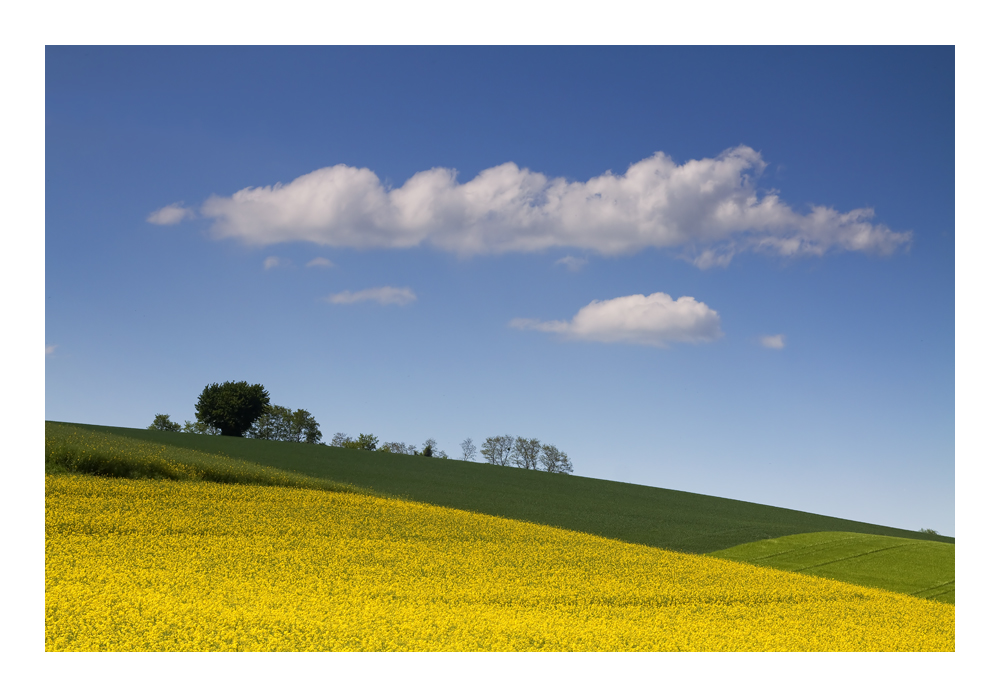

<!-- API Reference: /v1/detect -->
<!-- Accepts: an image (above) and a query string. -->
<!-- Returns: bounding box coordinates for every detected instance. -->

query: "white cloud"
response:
[197,147,910,266]
[306,257,335,268]
[147,202,195,225]
[760,334,786,349]
[263,256,290,270]
[510,292,722,347]
[325,286,416,306]
[555,255,588,271]
[45,344,56,355]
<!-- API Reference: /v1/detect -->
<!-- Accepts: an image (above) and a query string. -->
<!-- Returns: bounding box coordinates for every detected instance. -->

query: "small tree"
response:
[512,437,541,470]
[291,409,323,444]
[148,414,181,432]
[195,381,270,437]
[343,433,379,451]
[481,435,514,466]
[247,405,297,441]
[422,438,438,457]
[182,420,221,435]
[248,405,323,444]
[460,438,477,461]
[330,432,350,447]
[378,441,413,455]
[540,444,573,474]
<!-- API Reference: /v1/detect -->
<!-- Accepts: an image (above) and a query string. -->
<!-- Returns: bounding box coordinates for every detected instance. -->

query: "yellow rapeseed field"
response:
[45,475,955,651]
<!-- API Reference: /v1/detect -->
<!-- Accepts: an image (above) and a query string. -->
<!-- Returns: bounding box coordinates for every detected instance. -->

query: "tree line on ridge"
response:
[148,380,572,473]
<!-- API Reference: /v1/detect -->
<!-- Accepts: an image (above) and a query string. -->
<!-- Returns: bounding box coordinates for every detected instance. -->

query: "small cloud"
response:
[555,255,588,272]
[691,248,736,270]
[306,257,335,268]
[147,202,195,225]
[325,286,416,306]
[511,292,722,347]
[46,344,56,355]
[760,334,786,349]
[263,256,290,270]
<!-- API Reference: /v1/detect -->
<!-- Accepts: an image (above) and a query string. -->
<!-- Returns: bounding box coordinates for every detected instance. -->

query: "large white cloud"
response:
[510,292,722,347]
[197,147,910,267]
[325,286,416,306]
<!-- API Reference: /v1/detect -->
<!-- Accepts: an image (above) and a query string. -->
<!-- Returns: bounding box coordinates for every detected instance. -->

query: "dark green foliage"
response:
[148,414,181,432]
[195,381,270,437]
[422,445,433,457]
[66,422,954,555]
[708,532,955,604]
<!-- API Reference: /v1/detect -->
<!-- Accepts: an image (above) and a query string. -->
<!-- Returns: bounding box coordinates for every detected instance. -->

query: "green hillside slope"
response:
[709,532,955,604]
[61,422,953,554]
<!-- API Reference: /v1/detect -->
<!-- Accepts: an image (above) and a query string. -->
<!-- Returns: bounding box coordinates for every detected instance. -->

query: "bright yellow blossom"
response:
[45,476,954,651]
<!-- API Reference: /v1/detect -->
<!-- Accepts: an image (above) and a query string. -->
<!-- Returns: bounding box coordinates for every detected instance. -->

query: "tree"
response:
[541,444,573,474]
[148,414,180,432]
[247,405,297,441]
[291,409,323,444]
[247,405,323,444]
[343,433,379,451]
[460,438,477,461]
[195,381,270,437]
[422,438,438,457]
[480,435,514,466]
[330,432,350,447]
[512,437,541,470]
[182,420,221,436]
[378,441,414,455]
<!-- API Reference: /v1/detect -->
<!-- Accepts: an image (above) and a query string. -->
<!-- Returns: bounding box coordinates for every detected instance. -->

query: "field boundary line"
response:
[740,535,869,562]
[792,542,922,572]
[921,587,956,601]
[912,580,956,599]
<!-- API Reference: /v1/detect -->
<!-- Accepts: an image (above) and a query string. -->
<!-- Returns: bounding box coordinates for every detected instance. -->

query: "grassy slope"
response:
[45,422,364,494]
[64,422,953,555]
[708,532,955,604]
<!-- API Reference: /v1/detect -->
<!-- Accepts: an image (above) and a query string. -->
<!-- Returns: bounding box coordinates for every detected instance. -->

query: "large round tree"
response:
[195,381,270,437]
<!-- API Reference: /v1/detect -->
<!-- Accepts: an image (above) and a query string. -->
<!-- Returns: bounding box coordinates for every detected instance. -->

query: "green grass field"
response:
[45,422,365,494]
[48,421,954,603]
[708,531,955,604]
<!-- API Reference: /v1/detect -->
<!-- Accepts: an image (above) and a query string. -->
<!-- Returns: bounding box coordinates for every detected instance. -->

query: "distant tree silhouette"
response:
[195,381,270,437]
[148,414,180,432]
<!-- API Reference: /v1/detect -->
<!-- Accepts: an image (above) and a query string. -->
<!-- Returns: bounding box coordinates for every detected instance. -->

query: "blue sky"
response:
[45,46,955,534]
